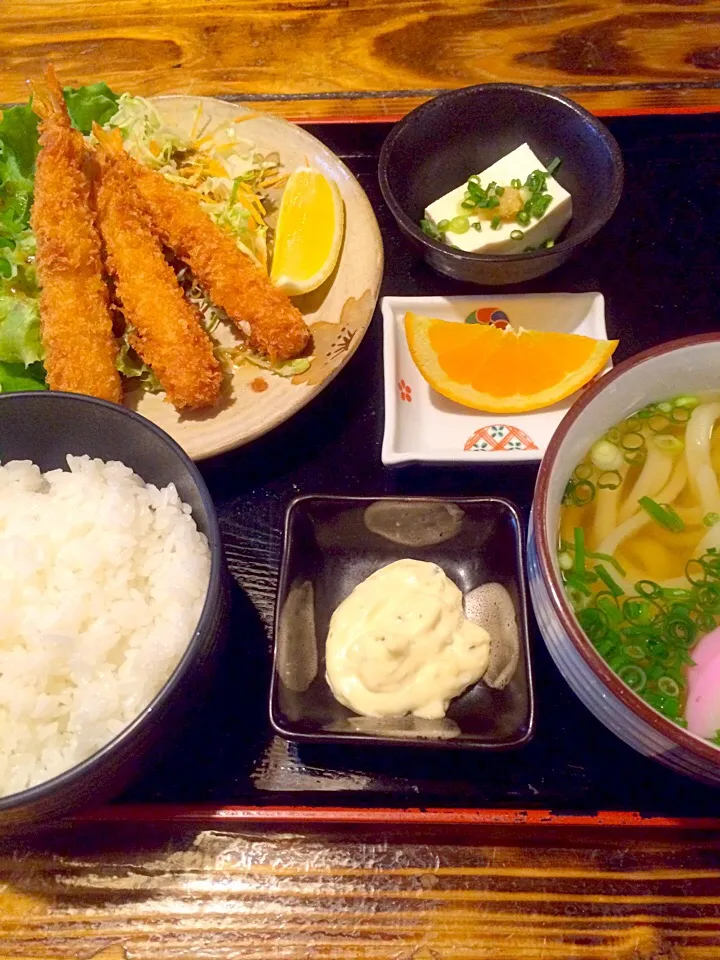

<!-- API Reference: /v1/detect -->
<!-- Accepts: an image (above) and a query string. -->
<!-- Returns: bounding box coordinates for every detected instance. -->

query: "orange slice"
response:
[405,313,618,413]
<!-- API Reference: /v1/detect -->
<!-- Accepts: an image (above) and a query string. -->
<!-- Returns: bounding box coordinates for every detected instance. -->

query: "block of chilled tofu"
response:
[425,143,572,253]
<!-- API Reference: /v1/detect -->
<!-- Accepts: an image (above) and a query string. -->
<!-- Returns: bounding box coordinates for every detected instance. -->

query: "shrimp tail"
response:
[30,65,68,123]
[91,122,124,153]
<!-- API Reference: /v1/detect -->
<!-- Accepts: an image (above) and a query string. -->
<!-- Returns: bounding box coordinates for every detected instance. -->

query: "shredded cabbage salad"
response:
[0,85,310,395]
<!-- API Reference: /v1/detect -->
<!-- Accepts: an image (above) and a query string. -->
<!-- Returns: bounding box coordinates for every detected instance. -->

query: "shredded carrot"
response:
[233,112,259,123]
[149,140,161,157]
[205,159,228,177]
[192,134,214,149]
[259,174,289,189]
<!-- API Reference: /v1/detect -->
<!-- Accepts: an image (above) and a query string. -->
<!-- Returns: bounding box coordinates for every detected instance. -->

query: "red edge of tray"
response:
[287,103,720,125]
[78,98,718,834]
[74,805,720,830]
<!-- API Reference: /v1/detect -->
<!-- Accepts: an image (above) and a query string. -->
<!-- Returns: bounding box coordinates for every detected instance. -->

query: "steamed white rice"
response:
[0,456,211,797]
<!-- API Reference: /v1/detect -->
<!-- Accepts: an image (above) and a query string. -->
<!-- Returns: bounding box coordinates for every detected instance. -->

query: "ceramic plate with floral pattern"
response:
[382,293,609,465]
[129,96,383,460]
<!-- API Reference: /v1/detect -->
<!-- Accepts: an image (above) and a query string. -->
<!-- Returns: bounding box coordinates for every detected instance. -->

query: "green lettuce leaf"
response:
[0,297,43,364]
[116,336,162,393]
[63,82,120,134]
[0,103,39,240]
[0,102,39,182]
[0,360,46,392]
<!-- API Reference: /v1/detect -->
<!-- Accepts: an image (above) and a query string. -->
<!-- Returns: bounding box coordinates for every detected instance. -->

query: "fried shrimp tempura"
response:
[107,142,310,362]
[93,128,222,411]
[31,67,121,403]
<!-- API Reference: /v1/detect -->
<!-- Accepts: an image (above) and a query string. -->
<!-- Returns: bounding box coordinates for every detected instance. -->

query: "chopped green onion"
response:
[596,593,623,626]
[449,216,470,234]
[531,194,553,219]
[696,583,720,611]
[420,219,441,241]
[657,676,680,697]
[487,196,500,209]
[495,185,505,196]
[591,439,623,471]
[565,574,591,597]
[587,551,627,576]
[437,219,450,232]
[594,564,623,598]
[510,178,521,189]
[624,448,647,466]
[487,181,497,193]
[573,480,596,505]
[490,216,501,231]
[674,395,699,409]
[510,229,524,240]
[461,198,477,210]
[597,470,623,490]
[671,407,690,424]
[657,402,673,414]
[704,512,720,528]
[623,598,657,626]
[625,645,646,662]
[545,156,562,176]
[516,210,531,226]
[685,558,707,586]
[574,463,593,481]
[621,432,645,452]
[618,664,647,692]
[662,615,697,646]
[542,239,555,249]
[578,607,609,641]
[635,580,662,599]
[574,527,586,577]
[472,221,483,232]
[638,497,685,532]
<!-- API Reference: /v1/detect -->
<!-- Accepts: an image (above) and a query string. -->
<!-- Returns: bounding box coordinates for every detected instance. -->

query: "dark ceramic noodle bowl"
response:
[0,392,227,828]
[379,84,624,285]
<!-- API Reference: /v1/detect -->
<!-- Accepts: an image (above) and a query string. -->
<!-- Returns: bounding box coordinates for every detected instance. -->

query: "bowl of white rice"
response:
[0,392,226,827]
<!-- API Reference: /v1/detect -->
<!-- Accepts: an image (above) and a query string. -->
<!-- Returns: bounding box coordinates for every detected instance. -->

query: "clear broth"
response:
[558,394,720,737]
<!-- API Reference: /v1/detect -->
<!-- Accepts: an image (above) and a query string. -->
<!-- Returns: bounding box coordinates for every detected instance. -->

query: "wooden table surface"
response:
[3,1,720,957]
[1,0,720,119]
[2,817,720,960]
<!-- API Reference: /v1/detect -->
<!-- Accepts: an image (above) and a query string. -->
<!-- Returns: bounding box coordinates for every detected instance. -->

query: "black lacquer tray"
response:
[116,113,720,820]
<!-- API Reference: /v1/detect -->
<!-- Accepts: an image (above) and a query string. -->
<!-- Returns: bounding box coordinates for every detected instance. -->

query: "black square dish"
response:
[270,496,534,749]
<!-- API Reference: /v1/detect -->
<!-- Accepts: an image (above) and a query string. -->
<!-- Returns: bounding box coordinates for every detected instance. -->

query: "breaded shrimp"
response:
[93,128,223,411]
[31,67,121,403]
[105,140,310,362]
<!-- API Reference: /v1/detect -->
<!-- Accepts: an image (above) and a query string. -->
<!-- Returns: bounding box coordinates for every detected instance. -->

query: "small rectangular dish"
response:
[270,495,534,750]
[382,292,609,465]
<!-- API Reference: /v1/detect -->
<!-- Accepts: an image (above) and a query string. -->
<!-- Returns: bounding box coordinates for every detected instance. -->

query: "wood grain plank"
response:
[2,825,720,958]
[1,0,720,118]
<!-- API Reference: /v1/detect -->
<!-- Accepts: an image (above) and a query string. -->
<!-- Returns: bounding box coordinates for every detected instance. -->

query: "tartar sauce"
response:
[325,559,490,719]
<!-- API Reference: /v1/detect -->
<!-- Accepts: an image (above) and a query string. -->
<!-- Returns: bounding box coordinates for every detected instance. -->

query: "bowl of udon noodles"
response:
[529,333,720,785]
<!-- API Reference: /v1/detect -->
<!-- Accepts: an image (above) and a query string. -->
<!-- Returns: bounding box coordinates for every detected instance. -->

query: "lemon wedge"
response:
[270,167,345,296]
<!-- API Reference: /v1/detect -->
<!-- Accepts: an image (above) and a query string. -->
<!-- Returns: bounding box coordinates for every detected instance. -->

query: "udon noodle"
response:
[559,394,720,743]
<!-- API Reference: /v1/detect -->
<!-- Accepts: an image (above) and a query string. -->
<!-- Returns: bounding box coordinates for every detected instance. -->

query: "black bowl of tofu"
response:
[378,84,624,286]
